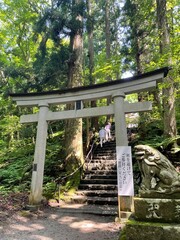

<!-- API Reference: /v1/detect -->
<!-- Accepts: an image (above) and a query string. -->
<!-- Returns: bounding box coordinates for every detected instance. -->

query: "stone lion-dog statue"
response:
[134,145,180,197]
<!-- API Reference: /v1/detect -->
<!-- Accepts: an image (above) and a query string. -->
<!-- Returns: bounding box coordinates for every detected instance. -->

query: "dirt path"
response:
[0,207,121,240]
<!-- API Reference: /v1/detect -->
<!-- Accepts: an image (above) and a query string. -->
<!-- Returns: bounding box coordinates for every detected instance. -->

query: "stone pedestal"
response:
[126,221,180,240]
[122,144,180,240]
[124,197,180,240]
[134,197,180,223]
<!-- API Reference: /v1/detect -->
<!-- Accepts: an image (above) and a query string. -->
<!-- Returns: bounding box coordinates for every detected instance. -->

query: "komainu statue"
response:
[134,145,180,197]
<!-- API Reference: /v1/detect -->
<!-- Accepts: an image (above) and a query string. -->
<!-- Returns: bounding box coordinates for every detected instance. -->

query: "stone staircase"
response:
[71,140,118,208]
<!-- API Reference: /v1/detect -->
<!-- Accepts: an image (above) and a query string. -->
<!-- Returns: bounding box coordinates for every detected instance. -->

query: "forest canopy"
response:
[0,0,179,194]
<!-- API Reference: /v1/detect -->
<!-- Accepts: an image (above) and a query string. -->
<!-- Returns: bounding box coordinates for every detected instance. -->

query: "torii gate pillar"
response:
[113,91,128,146]
[113,91,134,216]
[29,103,49,204]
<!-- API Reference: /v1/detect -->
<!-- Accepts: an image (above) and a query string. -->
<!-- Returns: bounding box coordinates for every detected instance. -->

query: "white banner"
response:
[116,146,134,196]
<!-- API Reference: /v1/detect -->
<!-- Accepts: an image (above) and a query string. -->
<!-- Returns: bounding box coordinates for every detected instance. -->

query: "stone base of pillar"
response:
[29,192,43,206]
[125,221,180,240]
[120,196,134,212]
[134,197,180,223]
[120,211,132,220]
[25,204,41,211]
[122,197,180,240]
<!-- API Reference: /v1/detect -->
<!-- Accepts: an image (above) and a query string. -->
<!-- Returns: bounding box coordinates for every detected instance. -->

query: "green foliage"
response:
[43,182,56,199]
[65,170,81,190]
[93,51,122,83]
[138,111,163,137]
[137,131,180,154]
[0,143,34,191]
[176,93,180,133]
[0,0,180,200]
[0,126,66,195]
[119,226,127,240]
[44,138,65,178]
[0,115,21,144]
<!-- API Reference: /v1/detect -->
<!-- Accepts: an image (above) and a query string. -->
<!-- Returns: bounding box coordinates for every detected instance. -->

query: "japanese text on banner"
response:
[116,146,134,196]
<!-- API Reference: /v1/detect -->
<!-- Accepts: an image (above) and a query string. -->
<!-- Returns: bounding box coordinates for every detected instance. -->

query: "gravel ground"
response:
[0,207,122,240]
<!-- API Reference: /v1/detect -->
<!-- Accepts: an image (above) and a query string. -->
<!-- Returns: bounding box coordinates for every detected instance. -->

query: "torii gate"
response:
[10,67,169,212]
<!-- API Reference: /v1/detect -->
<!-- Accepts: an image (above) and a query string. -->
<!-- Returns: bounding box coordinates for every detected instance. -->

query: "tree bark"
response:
[105,0,111,62]
[156,0,177,138]
[86,0,99,132]
[105,0,112,119]
[64,0,84,169]
[87,0,95,86]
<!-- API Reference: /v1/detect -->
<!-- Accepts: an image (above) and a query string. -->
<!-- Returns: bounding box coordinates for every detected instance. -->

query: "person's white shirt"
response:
[99,127,106,147]
[105,122,111,140]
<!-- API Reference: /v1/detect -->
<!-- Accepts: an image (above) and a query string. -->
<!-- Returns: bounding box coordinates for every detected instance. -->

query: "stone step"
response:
[95,147,115,151]
[86,159,116,165]
[91,158,116,163]
[76,190,118,197]
[86,161,116,167]
[85,169,117,175]
[93,151,116,155]
[96,143,116,148]
[80,178,117,184]
[94,150,116,155]
[95,147,116,152]
[83,174,117,180]
[76,140,119,207]
[93,153,116,160]
[86,161,117,171]
[70,195,118,205]
[86,160,116,165]
[85,163,117,171]
[88,163,117,169]
[87,196,118,205]
[57,203,118,216]
[79,184,117,190]
[98,140,116,146]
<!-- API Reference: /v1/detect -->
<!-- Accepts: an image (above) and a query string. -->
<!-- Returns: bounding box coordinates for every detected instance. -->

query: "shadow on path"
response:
[1,206,122,240]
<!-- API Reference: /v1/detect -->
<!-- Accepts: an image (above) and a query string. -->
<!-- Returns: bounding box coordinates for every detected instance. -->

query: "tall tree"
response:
[122,0,155,74]
[64,0,84,170]
[88,0,122,83]
[105,0,112,112]
[122,0,153,137]
[105,0,111,67]
[0,0,39,93]
[86,0,99,142]
[86,0,95,86]
[156,0,177,138]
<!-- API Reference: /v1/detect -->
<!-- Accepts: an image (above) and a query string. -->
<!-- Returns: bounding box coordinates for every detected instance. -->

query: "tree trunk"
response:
[64,0,84,170]
[105,0,111,62]
[105,0,112,120]
[87,0,95,86]
[156,0,177,138]
[86,0,99,132]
